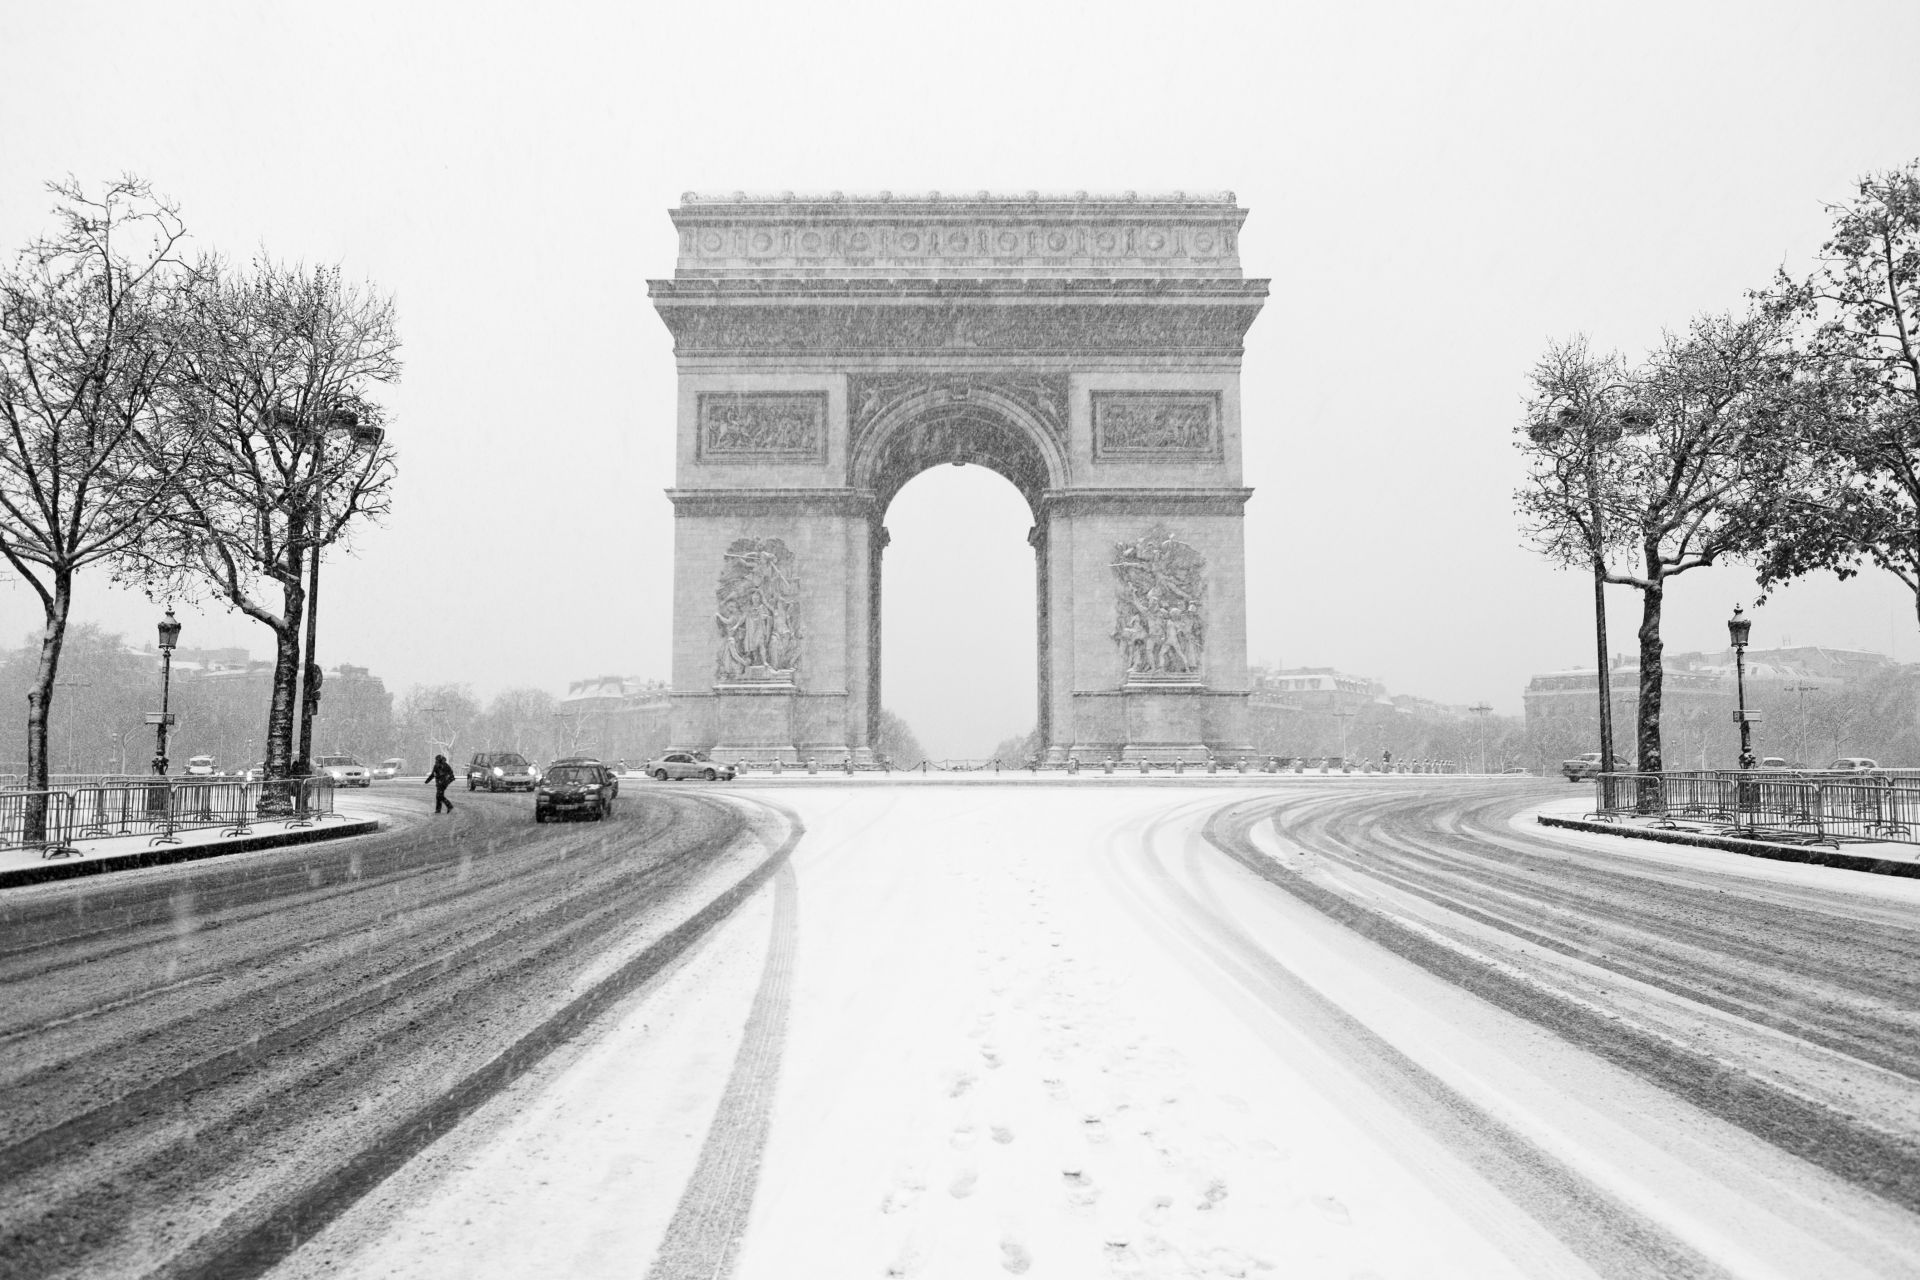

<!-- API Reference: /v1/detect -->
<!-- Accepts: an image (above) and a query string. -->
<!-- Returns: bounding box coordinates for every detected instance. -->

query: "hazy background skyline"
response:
[3,0,1917,758]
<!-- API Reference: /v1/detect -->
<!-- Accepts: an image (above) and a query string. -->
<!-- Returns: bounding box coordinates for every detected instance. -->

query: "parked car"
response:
[315,754,372,787]
[371,757,405,780]
[185,754,217,778]
[1759,757,1798,771]
[1561,752,1633,781]
[1827,757,1880,772]
[647,751,736,782]
[534,760,618,822]
[546,756,619,797]
[467,751,537,792]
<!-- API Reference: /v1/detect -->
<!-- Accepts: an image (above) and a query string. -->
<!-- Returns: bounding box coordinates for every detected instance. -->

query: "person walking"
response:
[426,754,456,813]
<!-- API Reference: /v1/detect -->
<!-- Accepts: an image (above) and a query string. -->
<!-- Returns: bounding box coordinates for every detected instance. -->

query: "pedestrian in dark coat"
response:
[426,754,455,813]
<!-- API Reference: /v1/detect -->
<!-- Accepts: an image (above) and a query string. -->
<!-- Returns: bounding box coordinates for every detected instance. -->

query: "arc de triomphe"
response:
[649,192,1267,764]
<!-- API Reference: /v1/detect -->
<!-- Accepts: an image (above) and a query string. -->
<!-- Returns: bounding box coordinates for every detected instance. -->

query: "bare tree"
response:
[0,177,195,833]
[1756,161,1920,624]
[478,687,558,757]
[395,684,479,774]
[1517,312,1802,772]
[146,257,398,787]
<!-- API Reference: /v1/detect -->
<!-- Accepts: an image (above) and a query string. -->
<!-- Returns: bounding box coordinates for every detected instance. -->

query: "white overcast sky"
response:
[3,0,1917,758]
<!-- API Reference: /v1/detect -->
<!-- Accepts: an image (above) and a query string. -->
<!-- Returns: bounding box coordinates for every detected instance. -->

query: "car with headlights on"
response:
[467,751,537,792]
[534,760,618,822]
[371,757,405,780]
[647,751,736,782]
[315,754,371,787]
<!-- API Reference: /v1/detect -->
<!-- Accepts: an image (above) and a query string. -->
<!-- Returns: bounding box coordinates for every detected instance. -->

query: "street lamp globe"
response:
[157,607,181,652]
[1728,604,1751,651]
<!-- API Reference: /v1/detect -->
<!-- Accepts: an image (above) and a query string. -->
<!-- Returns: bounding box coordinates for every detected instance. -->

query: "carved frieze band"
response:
[696,392,828,462]
[679,222,1238,268]
[1092,391,1222,461]
[848,374,1069,453]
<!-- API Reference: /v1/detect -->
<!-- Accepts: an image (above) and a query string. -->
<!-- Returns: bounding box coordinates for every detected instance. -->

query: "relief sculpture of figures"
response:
[1110,524,1207,677]
[716,538,803,680]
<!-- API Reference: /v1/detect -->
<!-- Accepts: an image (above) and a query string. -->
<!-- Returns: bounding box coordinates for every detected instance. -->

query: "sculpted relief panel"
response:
[716,538,803,681]
[1111,525,1207,679]
[697,392,827,462]
[1092,391,1221,461]
[848,374,1069,453]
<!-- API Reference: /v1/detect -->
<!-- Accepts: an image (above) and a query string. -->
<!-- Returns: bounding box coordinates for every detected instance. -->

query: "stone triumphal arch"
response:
[649,192,1268,763]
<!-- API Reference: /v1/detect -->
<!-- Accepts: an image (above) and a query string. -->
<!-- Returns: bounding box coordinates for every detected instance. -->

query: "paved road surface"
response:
[0,785,785,1280]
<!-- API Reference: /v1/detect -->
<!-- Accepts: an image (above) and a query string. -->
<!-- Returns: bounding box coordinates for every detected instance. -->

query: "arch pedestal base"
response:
[709,681,800,764]
[1062,684,1254,765]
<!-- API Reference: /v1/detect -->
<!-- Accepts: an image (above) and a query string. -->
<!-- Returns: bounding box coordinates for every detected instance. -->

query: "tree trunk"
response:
[262,557,305,785]
[1636,578,1665,778]
[22,572,73,843]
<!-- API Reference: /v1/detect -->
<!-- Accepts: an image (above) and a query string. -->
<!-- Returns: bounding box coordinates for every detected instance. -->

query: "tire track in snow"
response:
[1107,797,1734,1280]
[1223,791,1920,1212]
[646,857,799,1280]
[67,795,808,1280]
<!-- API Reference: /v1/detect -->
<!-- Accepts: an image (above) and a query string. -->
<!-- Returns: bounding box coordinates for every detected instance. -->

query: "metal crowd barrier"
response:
[2,775,341,857]
[0,790,81,856]
[1591,770,1920,846]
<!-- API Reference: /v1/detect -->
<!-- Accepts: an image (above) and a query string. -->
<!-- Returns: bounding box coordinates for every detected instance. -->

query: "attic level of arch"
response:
[681,372,1239,516]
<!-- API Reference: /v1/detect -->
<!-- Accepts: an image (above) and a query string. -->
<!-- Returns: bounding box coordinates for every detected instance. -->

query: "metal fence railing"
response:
[1590,770,1920,848]
[2,776,340,858]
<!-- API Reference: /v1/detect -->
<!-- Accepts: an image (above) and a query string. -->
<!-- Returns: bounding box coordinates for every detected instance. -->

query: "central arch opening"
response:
[879,465,1037,763]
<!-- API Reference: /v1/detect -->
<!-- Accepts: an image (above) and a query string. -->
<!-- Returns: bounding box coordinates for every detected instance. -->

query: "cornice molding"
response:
[1040,487,1255,516]
[667,487,880,517]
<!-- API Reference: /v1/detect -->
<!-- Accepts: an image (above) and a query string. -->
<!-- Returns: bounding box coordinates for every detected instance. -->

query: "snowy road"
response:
[5,779,1917,1279]
[0,785,793,1280]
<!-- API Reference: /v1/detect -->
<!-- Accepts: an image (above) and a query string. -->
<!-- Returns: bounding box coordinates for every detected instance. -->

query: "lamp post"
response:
[1469,702,1492,774]
[1783,682,1821,768]
[151,608,181,776]
[1729,605,1756,770]
[284,406,386,777]
[1530,405,1628,773]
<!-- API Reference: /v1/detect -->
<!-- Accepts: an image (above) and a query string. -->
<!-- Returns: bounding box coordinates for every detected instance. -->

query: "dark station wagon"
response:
[535,760,619,822]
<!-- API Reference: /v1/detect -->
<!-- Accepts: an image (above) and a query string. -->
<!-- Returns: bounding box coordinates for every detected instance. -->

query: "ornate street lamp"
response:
[151,607,181,777]
[1729,604,1756,771]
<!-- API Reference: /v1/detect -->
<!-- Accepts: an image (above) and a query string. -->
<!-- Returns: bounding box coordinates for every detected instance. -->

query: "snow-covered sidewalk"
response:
[0,803,381,887]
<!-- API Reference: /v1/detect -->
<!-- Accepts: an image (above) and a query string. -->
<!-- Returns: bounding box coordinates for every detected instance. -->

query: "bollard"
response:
[1139,759,1149,775]
[806,756,817,775]
[1207,757,1217,775]
[844,757,854,775]
[1295,759,1305,774]
[1104,757,1115,775]
[1266,756,1278,774]
[1174,758,1184,774]
[773,758,783,774]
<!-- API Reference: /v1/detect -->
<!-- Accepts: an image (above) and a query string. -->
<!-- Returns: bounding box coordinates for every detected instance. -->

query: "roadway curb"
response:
[1537,814,1920,878]
[0,818,383,890]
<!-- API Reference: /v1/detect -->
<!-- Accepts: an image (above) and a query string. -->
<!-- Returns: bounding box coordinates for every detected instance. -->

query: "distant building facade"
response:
[1524,646,1899,769]
[554,676,672,762]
